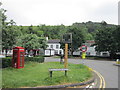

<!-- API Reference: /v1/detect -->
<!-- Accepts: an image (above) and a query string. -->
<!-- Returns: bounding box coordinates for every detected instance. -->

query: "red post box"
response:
[12,47,25,69]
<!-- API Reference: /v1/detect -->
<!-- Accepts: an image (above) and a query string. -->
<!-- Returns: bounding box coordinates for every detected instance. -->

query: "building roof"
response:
[83,40,95,47]
[86,40,95,43]
[48,39,60,43]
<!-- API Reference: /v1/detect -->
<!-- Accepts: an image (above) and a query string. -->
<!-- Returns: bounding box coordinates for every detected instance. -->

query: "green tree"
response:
[16,34,40,50]
[86,33,93,40]
[28,25,34,34]
[67,26,85,55]
[114,26,120,52]
[1,8,21,56]
[95,27,117,58]
[32,26,44,37]
[39,37,48,50]
[2,21,22,56]
[16,34,47,55]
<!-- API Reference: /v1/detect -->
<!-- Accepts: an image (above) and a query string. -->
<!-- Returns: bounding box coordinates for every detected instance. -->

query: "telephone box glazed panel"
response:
[12,47,25,69]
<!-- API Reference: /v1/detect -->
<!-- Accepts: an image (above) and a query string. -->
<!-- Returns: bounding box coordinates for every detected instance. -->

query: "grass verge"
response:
[2,62,92,88]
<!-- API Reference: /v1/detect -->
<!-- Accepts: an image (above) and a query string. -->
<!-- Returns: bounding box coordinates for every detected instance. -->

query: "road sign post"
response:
[64,43,68,68]
[80,45,87,59]
[61,33,72,68]
[82,52,86,59]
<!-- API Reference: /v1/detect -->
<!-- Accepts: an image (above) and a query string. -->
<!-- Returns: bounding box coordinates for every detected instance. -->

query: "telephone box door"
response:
[12,50,18,68]
[19,51,24,68]
[12,47,25,69]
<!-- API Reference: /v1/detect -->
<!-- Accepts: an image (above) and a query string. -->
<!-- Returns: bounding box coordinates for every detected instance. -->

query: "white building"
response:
[0,50,13,56]
[73,40,110,57]
[73,46,96,56]
[45,39,64,56]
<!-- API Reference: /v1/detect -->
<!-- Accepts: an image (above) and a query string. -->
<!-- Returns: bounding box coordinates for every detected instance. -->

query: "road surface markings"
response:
[92,69,106,89]
[86,83,95,88]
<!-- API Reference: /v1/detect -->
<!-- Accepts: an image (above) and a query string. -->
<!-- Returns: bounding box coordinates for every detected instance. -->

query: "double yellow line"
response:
[89,68,106,89]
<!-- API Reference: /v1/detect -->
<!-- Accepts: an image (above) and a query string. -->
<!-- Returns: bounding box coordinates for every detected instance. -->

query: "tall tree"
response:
[2,19,22,56]
[16,34,47,55]
[95,27,117,58]
[114,26,120,52]
[1,9,21,56]
[67,26,85,55]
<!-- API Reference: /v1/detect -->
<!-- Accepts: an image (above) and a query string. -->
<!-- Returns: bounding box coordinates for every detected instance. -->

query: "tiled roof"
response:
[48,39,60,43]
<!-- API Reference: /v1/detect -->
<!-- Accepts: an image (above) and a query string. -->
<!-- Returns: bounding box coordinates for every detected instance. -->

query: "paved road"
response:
[45,57,119,88]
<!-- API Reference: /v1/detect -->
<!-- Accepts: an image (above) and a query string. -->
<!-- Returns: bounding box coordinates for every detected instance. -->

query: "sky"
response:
[1,0,119,26]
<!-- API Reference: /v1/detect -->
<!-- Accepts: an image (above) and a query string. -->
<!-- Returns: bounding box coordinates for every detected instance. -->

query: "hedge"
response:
[2,56,44,68]
[2,57,12,68]
[25,56,44,63]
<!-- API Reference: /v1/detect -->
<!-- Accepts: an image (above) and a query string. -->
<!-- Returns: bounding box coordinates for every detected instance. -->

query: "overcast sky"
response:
[1,0,119,26]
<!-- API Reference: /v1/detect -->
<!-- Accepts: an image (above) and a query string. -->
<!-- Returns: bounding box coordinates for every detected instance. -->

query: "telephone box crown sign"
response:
[13,46,24,49]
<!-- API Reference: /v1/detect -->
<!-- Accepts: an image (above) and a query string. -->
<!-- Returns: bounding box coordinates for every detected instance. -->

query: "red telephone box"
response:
[12,47,25,69]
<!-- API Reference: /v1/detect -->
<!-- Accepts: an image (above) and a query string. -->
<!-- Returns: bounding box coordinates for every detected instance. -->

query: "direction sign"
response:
[61,33,72,44]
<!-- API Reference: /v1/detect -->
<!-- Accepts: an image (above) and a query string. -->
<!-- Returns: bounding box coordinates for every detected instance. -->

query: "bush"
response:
[2,56,44,68]
[2,57,12,68]
[25,56,44,63]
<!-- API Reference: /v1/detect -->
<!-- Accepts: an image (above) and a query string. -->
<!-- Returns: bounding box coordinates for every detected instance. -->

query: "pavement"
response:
[45,57,119,88]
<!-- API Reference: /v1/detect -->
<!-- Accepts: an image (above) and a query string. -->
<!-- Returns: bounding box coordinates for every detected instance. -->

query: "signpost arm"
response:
[64,43,68,68]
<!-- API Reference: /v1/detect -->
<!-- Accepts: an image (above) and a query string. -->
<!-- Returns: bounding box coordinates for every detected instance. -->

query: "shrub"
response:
[2,56,44,68]
[2,57,12,68]
[25,56,44,63]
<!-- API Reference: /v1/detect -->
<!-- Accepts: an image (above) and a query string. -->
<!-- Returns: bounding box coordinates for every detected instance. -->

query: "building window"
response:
[96,52,100,56]
[56,45,59,49]
[51,45,53,49]
[102,53,108,56]
[55,50,58,54]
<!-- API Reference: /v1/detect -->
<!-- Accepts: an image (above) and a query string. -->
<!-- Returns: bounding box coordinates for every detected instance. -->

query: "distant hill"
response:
[19,21,117,40]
